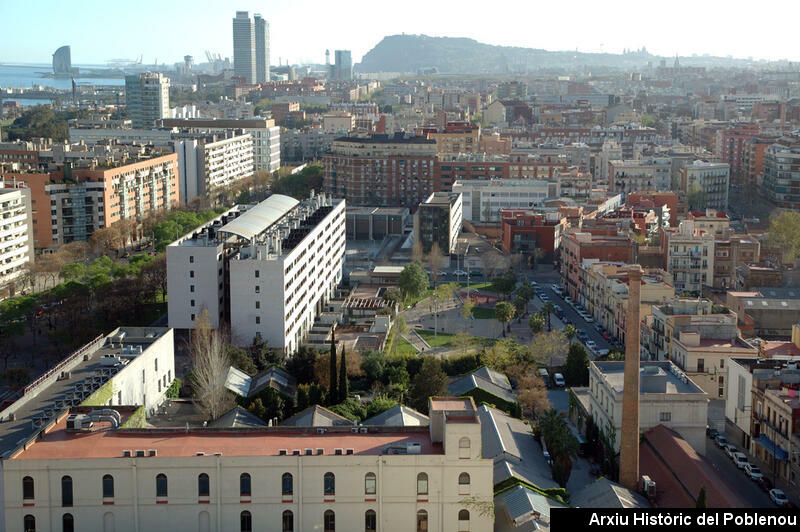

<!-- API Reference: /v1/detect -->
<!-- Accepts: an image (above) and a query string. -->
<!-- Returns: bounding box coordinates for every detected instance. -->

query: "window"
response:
[155,358,158,372]
[255,301,260,309]
[255,270,260,278]
[255,286,260,294]
[255,316,260,324]
[324,472,335,495]
[365,472,376,495]
[324,510,335,532]
[417,473,428,495]
[190,285,195,293]
[459,437,471,458]
[458,509,470,531]
[240,511,252,532]
[191,299,195,307]
[365,510,377,532]
[697,358,704,372]
[190,270,194,278]
[720,359,724,369]
[62,514,74,532]
[102,474,114,498]
[459,472,470,486]
[189,255,194,263]
[282,510,293,532]
[282,473,293,495]
[198,473,210,497]
[659,412,671,422]
[61,476,73,507]
[156,474,168,497]
[23,476,34,500]
[240,473,251,497]
[24,515,35,532]
[417,510,428,532]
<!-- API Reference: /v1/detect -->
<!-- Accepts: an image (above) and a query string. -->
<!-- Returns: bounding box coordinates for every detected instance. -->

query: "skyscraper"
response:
[232,11,255,84]
[333,50,353,81]
[254,14,270,83]
[52,45,72,75]
[125,73,170,128]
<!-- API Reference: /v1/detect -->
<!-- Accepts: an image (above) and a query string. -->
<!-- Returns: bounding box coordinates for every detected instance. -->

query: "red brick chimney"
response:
[619,265,642,490]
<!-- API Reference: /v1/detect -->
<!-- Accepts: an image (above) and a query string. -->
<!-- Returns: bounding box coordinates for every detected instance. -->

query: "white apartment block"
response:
[167,193,346,353]
[608,157,672,194]
[174,134,254,203]
[588,361,708,455]
[680,161,730,210]
[3,397,491,532]
[322,114,355,133]
[0,185,33,294]
[452,179,558,222]
[662,220,715,295]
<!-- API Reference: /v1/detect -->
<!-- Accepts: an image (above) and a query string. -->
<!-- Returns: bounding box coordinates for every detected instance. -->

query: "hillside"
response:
[356,34,752,74]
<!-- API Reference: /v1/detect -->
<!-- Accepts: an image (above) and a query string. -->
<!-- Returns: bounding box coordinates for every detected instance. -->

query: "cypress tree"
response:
[338,346,349,402]
[328,329,338,405]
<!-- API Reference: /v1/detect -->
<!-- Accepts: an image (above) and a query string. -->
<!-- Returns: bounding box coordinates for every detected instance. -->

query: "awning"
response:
[754,434,789,461]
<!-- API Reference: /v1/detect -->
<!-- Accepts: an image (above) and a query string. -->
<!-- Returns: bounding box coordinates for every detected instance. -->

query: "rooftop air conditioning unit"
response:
[406,442,422,455]
[196,452,206,456]
[316,428,327,435]
[66,414,93,430]
[642,475,656,497]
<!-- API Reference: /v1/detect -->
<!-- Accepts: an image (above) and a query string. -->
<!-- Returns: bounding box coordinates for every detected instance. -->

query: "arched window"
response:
[416,473,428,495]
[324,510,335,532]
[23,515,35,532]
[282,472,293,495]
[62,513,74,532]
[282,510,293,532]
[156,473,168,497]
[364,472,376,495]
[198,473,210,497]
[240,510,252,532]
[103,474,114,498]
[240,473,251,497]
[61,476,73,507]
[459,437,471,458]
[365,509,377,532]
[458,472,471,494]
[323,472,335,495]
[458,509,470,531]
[416,510,428,532]
[22,476,34,500]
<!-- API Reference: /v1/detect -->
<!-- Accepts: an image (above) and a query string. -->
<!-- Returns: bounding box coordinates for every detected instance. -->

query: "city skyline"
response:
[2,0,800,67]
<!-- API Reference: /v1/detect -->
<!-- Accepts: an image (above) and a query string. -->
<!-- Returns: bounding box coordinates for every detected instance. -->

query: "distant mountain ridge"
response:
[356,34,755,74]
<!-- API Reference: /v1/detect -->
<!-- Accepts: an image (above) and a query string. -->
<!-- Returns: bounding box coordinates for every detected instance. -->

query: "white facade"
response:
[4,399,491,532]
[0,186,33,292]
[322,114,355,133]
[452,178,557,222]
[589,361,709,454]
[251,125,280,173]
[68,128,174,146]
[609,157,672,194]
[173,135,254,203]
[663,220,715,295]
[681,161,730,210]
[125,73,170,129]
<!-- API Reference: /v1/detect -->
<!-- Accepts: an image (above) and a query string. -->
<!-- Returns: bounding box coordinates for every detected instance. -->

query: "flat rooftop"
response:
[10,419,440,460]
[593,361,705,395]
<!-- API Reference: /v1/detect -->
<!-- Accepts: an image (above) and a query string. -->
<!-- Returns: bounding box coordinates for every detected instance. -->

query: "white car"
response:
[584,315,595,323]
[564,296,573,304]
[453,270,468,276]
[553,373,565,387]
[745,464,764,481]
[770,488,789,506]
[586,340,597,350]
[732,452,749,469]
[724,445,738,459]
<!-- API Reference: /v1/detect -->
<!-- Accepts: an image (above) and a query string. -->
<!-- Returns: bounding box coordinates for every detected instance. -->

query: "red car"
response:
[602,331,612,340]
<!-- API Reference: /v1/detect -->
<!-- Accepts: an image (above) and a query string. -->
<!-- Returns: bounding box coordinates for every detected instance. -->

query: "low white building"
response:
[588,360,709,454]
[167,193,346,353]
[452,179,558,223]
[0,184,33,296]
[68,127,174,146]
[3,397,492,532]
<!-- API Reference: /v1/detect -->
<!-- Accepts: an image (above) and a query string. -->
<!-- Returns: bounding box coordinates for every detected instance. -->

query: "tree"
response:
[190,310,235,421]
[767,210,800,263]
[460,299,475,330]
[563,324,578,341]
[494,301,515,337]
[529,313,544,335]
[427,242,446,287]
[361,350,387,383]
[227,345,257,375]
[409,357,450,413]
[516,374,551,419]
[513,295,527,322]
[285,346,317,384]
[539,408,579,487]
[366,394,398,418]
[541,302,554,331]
[453,331,474,356]
[296,385,311,410]
[411,238,425,263]
[529,330,569,368]
[328,330,338,405]
[686,184,707,211]
[338,347,349,402]
[563,343,590,386]
[398,261,429,302]
[516,281,536,313]
[383,286,402,308]
[696,486,707,508]
[491,270,517,299]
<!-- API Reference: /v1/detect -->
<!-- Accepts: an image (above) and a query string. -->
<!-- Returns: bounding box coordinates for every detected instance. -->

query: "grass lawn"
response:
[417,329,497,349]
[395,335,419,356]
[471,306,497,319]
[403,288,435,307]
[458,281,493,291]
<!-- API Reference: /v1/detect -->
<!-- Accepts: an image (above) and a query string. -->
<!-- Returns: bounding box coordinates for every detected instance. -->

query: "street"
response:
[704,436,775,508]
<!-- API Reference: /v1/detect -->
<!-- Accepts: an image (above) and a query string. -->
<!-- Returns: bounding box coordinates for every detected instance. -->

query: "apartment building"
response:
[3,397,492,532]
[435,154,566,192]
[499,209,566,261]
[556,167,592,200]
[322,114,355,133]
[428,122,480,155]
[714,123,759,182]
[643,298,735,362]
[125,73,170,129]
[560,231,635,300]
[680,161,730,210]
[588,361,708,454]
[608,157,672,194]
[762,141,800,209]
[162,118,280,174]
[281,128,336,163]
[660,220,715,295]
[452,179,558,223]
[414,192,462,255]
[2,154,179,248]
[173,133,253,203]
[323,134,437,208]
[0,183,34,296]
[167,193,346,353]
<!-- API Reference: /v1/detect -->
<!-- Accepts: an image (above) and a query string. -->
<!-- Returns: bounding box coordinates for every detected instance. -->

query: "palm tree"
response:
[516,281,535,313]
[494,301,515,337]
[539,408,579,487]
[529,313,544,335]
[542,302,554,331]
[563,324,578,342]
[513,295,527,322]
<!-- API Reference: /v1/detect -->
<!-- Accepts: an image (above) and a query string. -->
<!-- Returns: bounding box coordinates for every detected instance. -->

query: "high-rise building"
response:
[254,14,270,83]
[52,45,72,75]
[124,73,170,128]
[0,184,34,296]
[333,50,352,81]
[232,11,256,84]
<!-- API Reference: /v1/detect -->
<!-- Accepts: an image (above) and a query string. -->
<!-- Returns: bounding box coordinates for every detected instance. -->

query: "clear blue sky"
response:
[2,0,799,66]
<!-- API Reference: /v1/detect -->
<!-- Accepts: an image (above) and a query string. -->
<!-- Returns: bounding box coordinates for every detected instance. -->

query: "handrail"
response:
[22,334,104,396]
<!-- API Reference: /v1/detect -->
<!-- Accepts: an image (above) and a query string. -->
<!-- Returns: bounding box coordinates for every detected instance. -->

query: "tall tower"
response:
[232,11,256,84]
[254,14,270,83]
[334,50,353,81]
[619,265,642,490]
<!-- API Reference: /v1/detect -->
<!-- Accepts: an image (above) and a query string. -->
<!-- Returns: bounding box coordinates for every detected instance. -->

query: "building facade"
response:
[174,134,254,203]
[414,192,462,255]
[660,220,715,295]
[762,142,800,209]
[232,11,256,84]
[125,73,170,129]
[680,161,730,211]
[254,14,270,84]
[0,184,34,296]
[452,179,557,223]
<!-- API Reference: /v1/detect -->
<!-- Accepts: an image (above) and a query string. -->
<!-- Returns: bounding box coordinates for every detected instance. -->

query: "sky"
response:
[2,0,800,66]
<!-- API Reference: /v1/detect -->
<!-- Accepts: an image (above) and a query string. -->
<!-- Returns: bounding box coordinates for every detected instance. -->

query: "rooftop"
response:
[593,361,706,395]
[334,133,436,144]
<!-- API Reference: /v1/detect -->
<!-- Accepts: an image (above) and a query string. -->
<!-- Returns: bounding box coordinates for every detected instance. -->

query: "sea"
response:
[0,63,124,106]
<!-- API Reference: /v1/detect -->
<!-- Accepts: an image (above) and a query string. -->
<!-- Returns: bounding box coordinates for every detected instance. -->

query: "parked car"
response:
[715,435,729,448]
[553,373,565,387]
[706,427,719,439]
[595,348,610,357]
[732,452,749,469]
[770,488,789,507]
[586,340,598,350]
[453,269,468,276]
[724,444,739,459]
[540,294,550,301]
[538,368,550,388]
[745,464,764,481]
[564,296,573,304]
[584,315,595,323]
[602,331,612,340]
[759,477,774,492]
